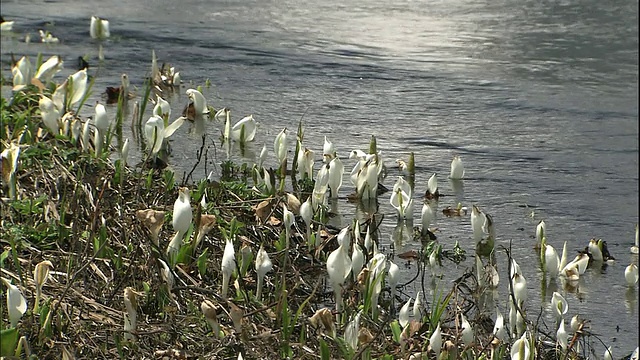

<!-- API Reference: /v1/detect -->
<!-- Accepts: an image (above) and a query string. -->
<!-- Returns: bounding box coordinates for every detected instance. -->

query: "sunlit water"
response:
[1,0,638,354]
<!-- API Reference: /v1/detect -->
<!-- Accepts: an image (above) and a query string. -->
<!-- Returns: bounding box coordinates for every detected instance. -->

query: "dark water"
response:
[2,0,638,354]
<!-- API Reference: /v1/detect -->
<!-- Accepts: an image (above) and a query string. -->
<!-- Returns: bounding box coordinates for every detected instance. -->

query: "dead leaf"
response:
[397,250,419,261]
[254,199,272,223]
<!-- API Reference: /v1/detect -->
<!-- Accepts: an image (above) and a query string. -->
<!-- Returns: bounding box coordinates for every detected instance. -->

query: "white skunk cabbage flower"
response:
[1,18,14,32]
[355,156,379,200]
[90,16,110,39]
[327,240,352,313]
[413,291,423,318]
[173,71,181,86]
[39,30,59,43]
[561,253,589,280]
[258,144,268,169]
[461,313,473,347]
[429,323,442,357]
[283,204,295,247]
[399,297,412,329]
[323,136,335,163]
[367,252,386,314]
[344,310,362,351]
[421,201,435,236]
[12,56,32,91]
[312,164,329,209]
[551,292,568,320]
[471,205,487,244]
[351,242,364,282]
[167,187,192,256]
[1,277,27,327]
[159,259,174,294]
[387,261,400,301]
[186,88,209,117]
[121,138,130,167]
[588,238,604,262]
[511,332,530,360]
[364,225,373,254]
[426,173,438,198]
[604,346,613,360]
[493,308,506,342]
[390,176,414,220]
[35,55,63,84]
[227,114,257,143]
[631,224,639,254]
[39,95,61,134]
[94,102,110,154]
[512,273,527,305]
[510,258,522,277]
[336,226,351,248]
[144,115,186,156]
[255,245,273,300]
[557,319,568,351]
[153,94,171,120]
[274,128,288,168]
[328,156,344,198]
[570,314,582,332]
[625,264,639,286]
[221,238,236,298]
[296,147,315,180]
[536,220,546,244]
[545,244,560,278]
[67,69,88,109]
[300,197,313,240]
[82,120,91,152]
[449,155,464,180]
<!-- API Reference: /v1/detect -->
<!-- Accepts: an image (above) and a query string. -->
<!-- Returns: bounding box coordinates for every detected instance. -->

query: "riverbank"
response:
[1,58,633,359]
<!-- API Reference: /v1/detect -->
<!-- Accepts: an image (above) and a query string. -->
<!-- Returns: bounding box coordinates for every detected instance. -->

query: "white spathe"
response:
[545,244,560,278]
[221,238,236,298]
[167,187,192,255]
[186,88,209,116]
[255,244,273,300]
[449,155,464,179]
[153,94,171,120]
[625,264,639,286]
[551,291,568,319]
[399,297,411,329]
[387,261,400,301]
[39,95,61,134]
[351,243,364,281]
[511,332,530,360]
[429,323,442,357]
[90,16,110,39]
[326,241,352,312]
[2,277,27,327]
[328,156,344,198]
[35,55,64,84]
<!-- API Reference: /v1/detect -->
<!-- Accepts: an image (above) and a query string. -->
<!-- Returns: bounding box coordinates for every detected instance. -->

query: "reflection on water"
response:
[392,220,412,251]
[625,287,637,315]
[448,179,464,202]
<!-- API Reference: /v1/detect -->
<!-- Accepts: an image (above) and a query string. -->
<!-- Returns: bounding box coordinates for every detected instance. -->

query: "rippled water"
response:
[2,0,638,354]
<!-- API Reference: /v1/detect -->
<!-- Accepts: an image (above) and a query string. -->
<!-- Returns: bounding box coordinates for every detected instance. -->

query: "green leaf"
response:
[0,249,10,268]
[0,328,18,356]
[197,248,208,277]
[389,320,402,343]
[319,338,330,360]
